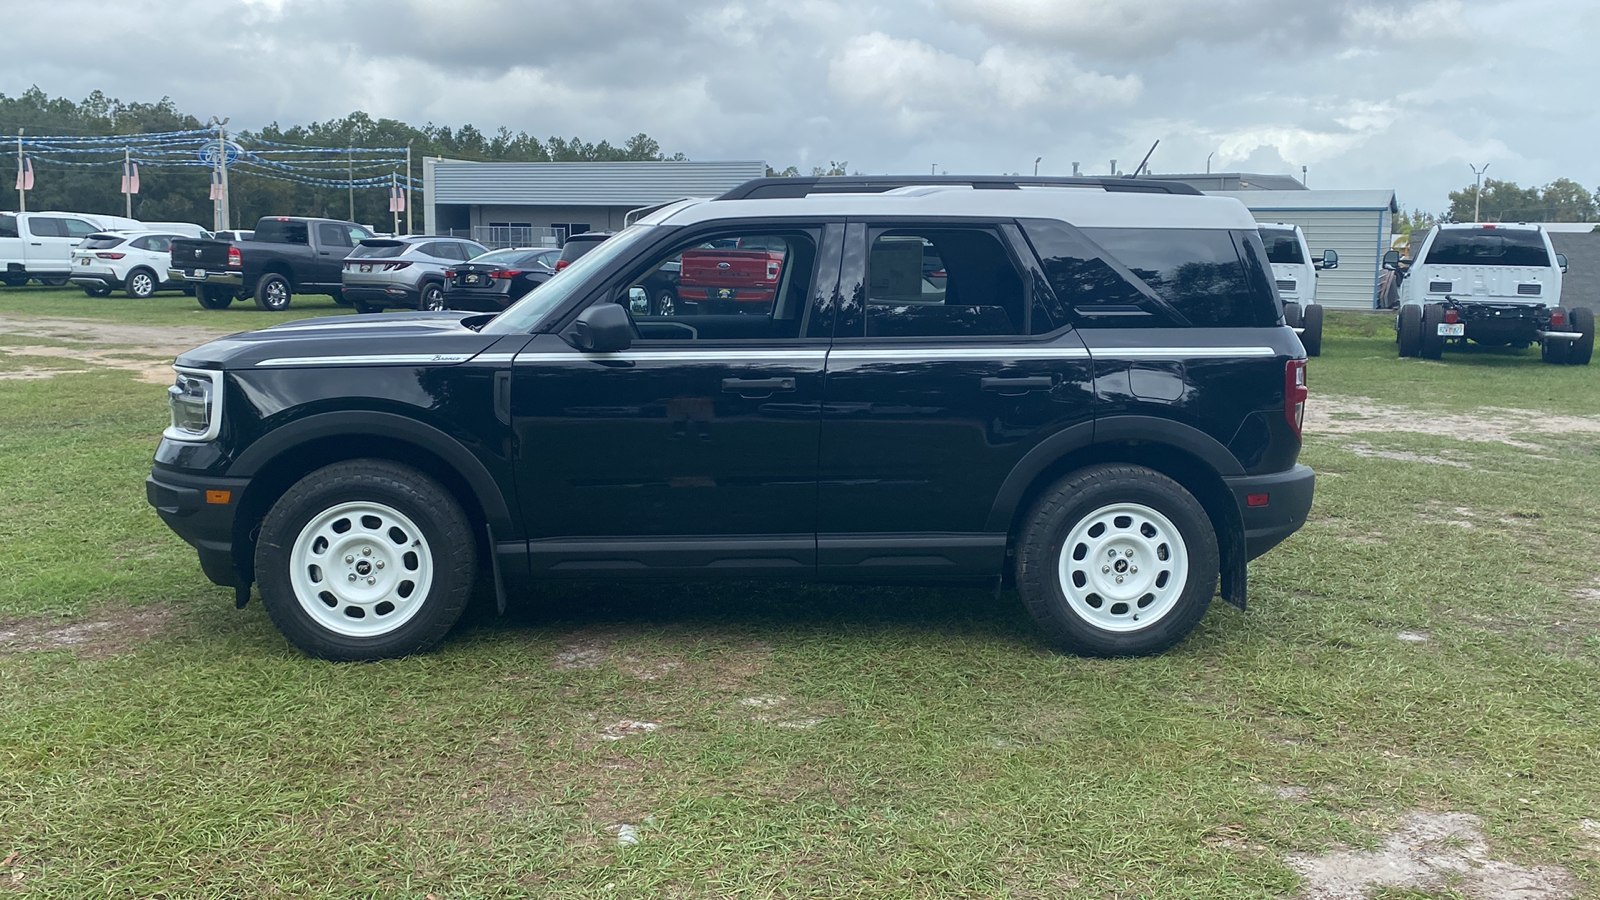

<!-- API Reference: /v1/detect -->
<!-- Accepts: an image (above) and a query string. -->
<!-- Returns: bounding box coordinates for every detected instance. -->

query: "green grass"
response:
[0,282,354,328]
[1,310,1598,897]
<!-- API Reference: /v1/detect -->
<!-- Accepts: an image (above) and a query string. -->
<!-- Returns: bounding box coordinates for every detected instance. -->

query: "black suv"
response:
[147,176,1314,661]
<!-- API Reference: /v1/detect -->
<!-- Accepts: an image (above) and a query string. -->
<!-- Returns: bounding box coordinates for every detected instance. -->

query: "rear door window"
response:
[0,215,16,239]
[26,217,64,237]
[255,220,309,244]
[317,223,354,250]
[854,228,1027,338]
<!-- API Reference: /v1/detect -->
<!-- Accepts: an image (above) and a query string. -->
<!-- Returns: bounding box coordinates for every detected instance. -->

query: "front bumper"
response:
[169,268,244,286]
[147,465,251,587]
[1225,464,1315,560]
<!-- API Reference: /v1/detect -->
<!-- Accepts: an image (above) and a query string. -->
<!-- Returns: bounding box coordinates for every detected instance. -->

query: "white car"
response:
[0,211,142,287]
[70,231,193,298]
[1258,223,1337,357]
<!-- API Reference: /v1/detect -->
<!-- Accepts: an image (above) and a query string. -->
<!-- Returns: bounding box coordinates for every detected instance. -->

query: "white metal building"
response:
[423,159,767,247]
[1208,190,1399,309]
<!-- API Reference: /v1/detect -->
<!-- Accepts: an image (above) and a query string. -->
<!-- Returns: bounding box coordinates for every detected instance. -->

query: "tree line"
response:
[1396,177,1600,235]
[0,87,679,230]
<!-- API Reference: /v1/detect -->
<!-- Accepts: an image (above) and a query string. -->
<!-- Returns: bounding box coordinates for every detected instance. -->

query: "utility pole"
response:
[405,140,414,235]
[391,171,400,236]
[931,163,936,175]
[15,128,23,213]
[1302,165,1308,188]
[1470,162,1490,222]
[207,117,230,232]
[1205,151,1214,174]
[124,147,132,218]
[1033,157,1041,176]
[348,146,355,223]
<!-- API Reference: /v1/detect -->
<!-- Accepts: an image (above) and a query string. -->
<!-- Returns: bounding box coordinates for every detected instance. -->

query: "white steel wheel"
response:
[1057,502,1190,632]
[288,500,434,637]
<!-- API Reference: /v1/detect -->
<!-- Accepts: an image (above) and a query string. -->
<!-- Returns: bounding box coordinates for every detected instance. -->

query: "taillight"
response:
[1444,308,1459,325]
[1285,359,1308,438]
[388,261,412,270]
[443,269,456,278]
[96,252,125,260]
[227,246,242,268]
[930,269,946,279]
[555,259,570,272]
[1551,309,1567,328]
[487,269,522,280]
[765,260,780,280]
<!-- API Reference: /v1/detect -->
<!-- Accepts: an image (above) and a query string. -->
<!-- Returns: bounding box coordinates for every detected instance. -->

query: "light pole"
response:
[1205,151,1214,174]
[206,117,230,232]
[1469,162,1490,222]
[1033,157,1041,176]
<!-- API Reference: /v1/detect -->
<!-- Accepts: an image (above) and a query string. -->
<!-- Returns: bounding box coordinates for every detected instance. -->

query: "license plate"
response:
[186,269,205,279]
[1437,323,1464,336]
[717,288,734,300]
[360,264,372,273]
[465,275,480,284]
[78,257,90,266]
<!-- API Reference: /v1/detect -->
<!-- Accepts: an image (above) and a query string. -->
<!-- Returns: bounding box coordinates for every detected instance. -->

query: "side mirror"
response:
[626,286,649,315]
[1317,249,1339,270]
[569,301,633,353]
[1382,249,1400,271]
[1557,253,1568,273]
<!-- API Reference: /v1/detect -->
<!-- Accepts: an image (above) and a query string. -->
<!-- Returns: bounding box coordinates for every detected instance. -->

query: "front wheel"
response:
[255,460,477,660]
[1015,464,1219,657]
[195,285,232,309]
[1301,303,1324,357]
[254,273,292,311]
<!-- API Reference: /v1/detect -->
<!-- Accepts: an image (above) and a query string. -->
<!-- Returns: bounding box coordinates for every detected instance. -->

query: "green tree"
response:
[1446,177,1599,223]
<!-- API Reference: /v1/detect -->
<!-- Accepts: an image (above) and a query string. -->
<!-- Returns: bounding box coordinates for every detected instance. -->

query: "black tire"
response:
[0,274,26,288]
[254,273,292,311]
[1301,304,1324,357]
[652,289,677,316]
[255,460,477,661]
[1569,307,1594,365]
[351,297,382,314]
[124,268,158,299]
[39,275,69,287]
[82,285,112,298]
[418,281,445,311]
[1014,464,1219,657]
[1542,337,1571,365]
[195,285,232,309]
[1398,305,1422,357]
[1282,302,1302,328]
[1419,304,1446,360]
[331,289,351,307]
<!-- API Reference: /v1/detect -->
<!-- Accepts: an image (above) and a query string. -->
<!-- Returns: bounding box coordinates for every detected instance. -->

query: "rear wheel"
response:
[1015,464,1218,657]
[1419,304,1446,360]
[0,274,26,288]
[195,285,232,309]
[255,460,477,661]
[1283,302,1302,328]
[1568,307,1594,365]
[418,281,445,311]
[652,289,677,316]
[1542,336,1571,365]
[351,297,381,314]
[82,285,112,298]
[1397,305,1422,357]
[124,268,158,299]
[254,273,292,311]
[39,276,69,287]
[1301,304,1324,357]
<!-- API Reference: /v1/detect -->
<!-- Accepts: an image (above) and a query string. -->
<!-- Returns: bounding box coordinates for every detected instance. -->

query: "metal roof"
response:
[1140,172,1309,192]
[1209,189,1399,214]
[430,160,768,206]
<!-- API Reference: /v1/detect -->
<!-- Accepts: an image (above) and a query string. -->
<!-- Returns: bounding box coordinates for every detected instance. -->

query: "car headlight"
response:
[164,367,223,442]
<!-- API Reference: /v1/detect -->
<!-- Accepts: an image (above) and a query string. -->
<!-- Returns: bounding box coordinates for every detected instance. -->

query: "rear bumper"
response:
[1225,464,1315,560]
[442,289,513,311]
[169,268,243,286]
[69,273,121,289]
[344,284,420,308]
[147,465,252,588]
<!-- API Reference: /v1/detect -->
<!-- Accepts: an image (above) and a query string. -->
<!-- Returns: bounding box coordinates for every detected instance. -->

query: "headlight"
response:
[164,367,223,442]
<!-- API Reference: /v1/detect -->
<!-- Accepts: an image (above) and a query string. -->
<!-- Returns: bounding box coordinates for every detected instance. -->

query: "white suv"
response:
[70,231,197,298]
[1258,224,1337,356]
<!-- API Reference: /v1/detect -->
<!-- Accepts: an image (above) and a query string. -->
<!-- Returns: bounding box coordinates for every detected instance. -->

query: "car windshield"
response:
[1425,228,1551,267]
[1258,229,1304,264]
[482,225,656,334]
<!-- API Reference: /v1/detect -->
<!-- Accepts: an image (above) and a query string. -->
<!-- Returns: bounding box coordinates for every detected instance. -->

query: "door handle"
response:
[981,375,1055,395]
[493,371,511,425]
[722,376,796,397]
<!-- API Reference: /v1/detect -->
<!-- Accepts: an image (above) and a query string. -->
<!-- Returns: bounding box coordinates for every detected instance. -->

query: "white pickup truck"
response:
[0,211,142,286]
[1387,223,1587,365]
[1258,223,1337,356]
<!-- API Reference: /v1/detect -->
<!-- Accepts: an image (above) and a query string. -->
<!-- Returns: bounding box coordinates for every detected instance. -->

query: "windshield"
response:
[1258,228,1304,264]
[1425,228,1550,267]
[482,225,658,334]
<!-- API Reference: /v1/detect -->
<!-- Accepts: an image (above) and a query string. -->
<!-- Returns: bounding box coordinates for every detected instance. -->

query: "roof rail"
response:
[716,175,1204,201]
[624,197,702,227]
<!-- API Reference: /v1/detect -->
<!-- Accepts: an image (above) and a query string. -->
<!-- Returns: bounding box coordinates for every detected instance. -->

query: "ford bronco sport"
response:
[147,175,1315,661]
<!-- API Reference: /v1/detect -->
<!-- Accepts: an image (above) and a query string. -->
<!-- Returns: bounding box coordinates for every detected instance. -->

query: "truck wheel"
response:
[1014,464,1218,657]
[418,281,445,311]
[195,285,232,309]
[1301,304,1324,357]
[1398,305,1422,357]
[124,268,158,299]
[1567,308,1595,365]
[255,274,292,311]
[0,274,26,288]
[351,298,381,314]
[1283,302,1302,328]
[1419,304,1446,360]
[255,460,477,661]
[39,276,69,287]
[1542,337,1571,365]
[82,285,112,298]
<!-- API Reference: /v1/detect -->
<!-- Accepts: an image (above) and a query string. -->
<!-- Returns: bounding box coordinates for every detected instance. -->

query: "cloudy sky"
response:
[5,0,1595,214]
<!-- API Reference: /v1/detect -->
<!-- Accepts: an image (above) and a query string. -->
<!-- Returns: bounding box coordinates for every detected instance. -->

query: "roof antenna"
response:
[1130,139,1159,178]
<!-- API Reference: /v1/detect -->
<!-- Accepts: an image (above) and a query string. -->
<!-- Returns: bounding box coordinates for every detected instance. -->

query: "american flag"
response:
[121,159,140,195]
[15,155,33,191]
[389,181,405,213]
[209,169,222,201]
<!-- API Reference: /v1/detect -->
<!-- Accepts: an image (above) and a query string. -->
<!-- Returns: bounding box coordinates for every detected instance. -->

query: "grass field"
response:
[0,282,354,328]
[1,306,1598,898]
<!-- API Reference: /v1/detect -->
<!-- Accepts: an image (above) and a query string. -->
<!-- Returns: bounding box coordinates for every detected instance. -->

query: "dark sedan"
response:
[442,247,560,311]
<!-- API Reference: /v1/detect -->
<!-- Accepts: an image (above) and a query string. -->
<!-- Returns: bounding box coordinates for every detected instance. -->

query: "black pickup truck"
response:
[169,217,374,311]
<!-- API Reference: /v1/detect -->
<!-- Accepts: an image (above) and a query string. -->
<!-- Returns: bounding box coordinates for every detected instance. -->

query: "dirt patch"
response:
[1417,501,1480,529]
[0,604,174,658]
[0,314,233,384]
[0,364,85,381]
[550,627,769,689]
[1308,396,1600,449]
[1342,440,1472,469]
[739,694,826,729]
[1288,811,1577,899]
[0,344,179,384]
